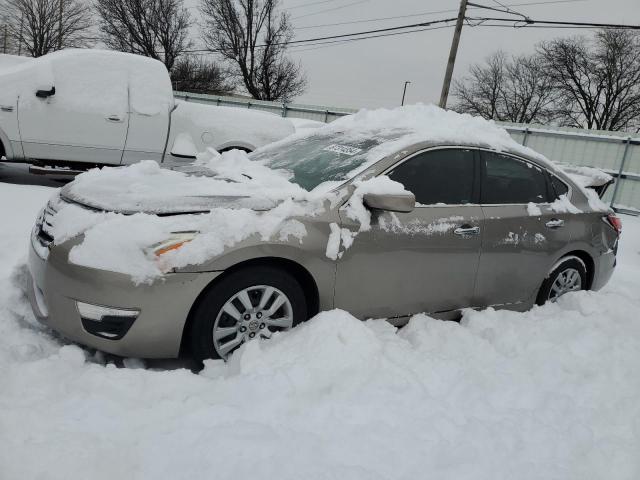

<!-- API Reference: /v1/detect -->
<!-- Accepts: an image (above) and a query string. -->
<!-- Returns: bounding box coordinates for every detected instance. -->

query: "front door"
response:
[333,148,484,319]
[19,53,129,164]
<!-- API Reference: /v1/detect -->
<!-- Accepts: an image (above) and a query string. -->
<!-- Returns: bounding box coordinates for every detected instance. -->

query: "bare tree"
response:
[454,51,555,124]
[95,0,192,71]
[2,15,17,54]
[171,55,236,94]
[2,0,92,57]
[538,29,640,131]
[454,51,506,120]
[200,0,307,102]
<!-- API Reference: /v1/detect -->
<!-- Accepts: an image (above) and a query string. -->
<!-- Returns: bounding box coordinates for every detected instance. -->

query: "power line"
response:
[294,0,586,30]
[468,16,640,29]
[273,17,458,46]
[285,0,342,10]
[288,24,454,52]
[181,16,459,52]
[182,12,639,55]
[292,0,370,20]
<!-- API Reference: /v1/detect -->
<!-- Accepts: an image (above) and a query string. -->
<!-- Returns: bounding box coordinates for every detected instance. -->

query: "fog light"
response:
[76,302,140,340]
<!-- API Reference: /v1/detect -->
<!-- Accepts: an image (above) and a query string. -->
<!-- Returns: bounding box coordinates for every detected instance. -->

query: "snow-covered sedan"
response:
[26,106,621,361]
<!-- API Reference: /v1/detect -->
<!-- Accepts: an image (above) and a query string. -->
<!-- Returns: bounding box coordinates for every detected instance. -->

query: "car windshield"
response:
[250,129,409,191]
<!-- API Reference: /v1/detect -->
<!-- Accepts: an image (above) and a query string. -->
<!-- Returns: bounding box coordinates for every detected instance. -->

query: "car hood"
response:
[59,163,279,215]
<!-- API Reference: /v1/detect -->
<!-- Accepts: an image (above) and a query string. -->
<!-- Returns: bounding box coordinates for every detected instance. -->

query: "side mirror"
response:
[363,192,415,213]
[35,86,56,99]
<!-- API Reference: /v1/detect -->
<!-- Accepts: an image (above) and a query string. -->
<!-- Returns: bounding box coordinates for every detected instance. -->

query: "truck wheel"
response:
[189,265,307,361]
[219,146,252,153]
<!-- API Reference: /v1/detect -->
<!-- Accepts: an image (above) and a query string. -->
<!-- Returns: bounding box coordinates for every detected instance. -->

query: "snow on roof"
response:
[257,104,554,171]
[0,54,32,71]
[0,49,173,115]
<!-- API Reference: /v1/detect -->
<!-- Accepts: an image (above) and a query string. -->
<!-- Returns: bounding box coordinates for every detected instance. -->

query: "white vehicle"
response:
[0,50,294,168]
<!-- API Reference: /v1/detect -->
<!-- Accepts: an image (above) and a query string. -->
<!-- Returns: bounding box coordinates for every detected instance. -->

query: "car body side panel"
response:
[175,213,339,312]
[167,101,294,157]
[334,205,484,319]
[476,204,574,307]
[0,95,21,159]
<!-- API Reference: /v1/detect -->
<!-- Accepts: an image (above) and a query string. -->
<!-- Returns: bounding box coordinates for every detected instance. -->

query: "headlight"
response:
[147,232,198,257]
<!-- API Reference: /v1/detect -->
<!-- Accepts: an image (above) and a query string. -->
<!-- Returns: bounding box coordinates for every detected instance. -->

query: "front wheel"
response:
[189,266,308,361]
[536,257,587,305]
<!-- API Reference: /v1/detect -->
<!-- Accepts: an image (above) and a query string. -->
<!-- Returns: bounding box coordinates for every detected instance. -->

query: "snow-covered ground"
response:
[1,179,639,480]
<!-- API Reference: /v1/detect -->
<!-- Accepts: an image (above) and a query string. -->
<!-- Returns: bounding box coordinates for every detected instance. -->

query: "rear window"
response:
[550,175,569,199]
[482,152,549,204]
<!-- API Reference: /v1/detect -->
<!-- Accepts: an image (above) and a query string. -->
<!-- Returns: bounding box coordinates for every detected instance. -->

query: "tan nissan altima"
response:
[27,108,621,361]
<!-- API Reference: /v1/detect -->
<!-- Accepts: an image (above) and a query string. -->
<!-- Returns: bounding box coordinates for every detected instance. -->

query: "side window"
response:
[550,175,569,199]
[481,153,549,204]
[388,149,477,205]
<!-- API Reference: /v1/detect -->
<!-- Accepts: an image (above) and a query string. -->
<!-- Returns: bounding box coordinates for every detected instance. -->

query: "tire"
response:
[536,257,587,306]
[219,146,252,153]
[189,265,308,361]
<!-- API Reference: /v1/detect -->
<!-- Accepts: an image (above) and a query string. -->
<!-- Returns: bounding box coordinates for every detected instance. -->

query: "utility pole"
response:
[18,14,23,55]
[2,25,7,54]
[439,0,468,109]
[57,0,63,50]
[401,81,411,106]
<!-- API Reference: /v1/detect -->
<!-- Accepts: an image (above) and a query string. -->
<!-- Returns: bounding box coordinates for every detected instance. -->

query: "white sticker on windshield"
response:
[323,144,362,156]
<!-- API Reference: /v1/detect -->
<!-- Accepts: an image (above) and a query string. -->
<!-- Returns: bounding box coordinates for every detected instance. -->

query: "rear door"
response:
[121,57,173,165]
[19,53,129,164]
[476,151,573,307]
[333,147,484,319]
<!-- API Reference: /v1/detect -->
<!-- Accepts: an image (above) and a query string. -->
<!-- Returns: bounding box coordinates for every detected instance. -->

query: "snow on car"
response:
[0,49,294,168]
[25,104,621,361]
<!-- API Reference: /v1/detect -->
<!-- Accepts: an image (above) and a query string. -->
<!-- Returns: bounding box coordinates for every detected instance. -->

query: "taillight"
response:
[604,213,622,235]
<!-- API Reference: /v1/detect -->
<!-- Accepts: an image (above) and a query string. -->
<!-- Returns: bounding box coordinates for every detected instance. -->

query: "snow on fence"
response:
[174,91,640,214]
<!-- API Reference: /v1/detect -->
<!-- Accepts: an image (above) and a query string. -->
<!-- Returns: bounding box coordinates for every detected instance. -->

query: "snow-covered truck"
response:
[0,50,294,170]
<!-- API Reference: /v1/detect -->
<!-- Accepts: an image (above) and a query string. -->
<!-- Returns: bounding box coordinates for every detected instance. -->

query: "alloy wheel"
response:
[212,285,294,358]
[548,267,582,301]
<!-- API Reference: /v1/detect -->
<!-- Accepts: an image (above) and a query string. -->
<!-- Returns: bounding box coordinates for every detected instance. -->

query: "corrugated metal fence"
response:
[174,91,640,214]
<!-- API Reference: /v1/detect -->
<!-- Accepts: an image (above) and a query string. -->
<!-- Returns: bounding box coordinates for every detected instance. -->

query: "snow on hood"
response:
[60,152,304,214]
[52,150,333,283]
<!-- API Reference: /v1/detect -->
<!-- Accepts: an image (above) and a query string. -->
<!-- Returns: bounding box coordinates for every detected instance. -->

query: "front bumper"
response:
[27,239,222,358]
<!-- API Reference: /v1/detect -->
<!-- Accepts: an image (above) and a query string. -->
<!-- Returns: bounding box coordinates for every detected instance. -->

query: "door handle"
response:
[454,225,480,236]
[545,219,565,229]
[0,105,13,112]
[106,115,124,122]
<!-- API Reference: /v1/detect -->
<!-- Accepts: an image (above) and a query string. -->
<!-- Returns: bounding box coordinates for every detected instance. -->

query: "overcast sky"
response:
[269,0,640,109]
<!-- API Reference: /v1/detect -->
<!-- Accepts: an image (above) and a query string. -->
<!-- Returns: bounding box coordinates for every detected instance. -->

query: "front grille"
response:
[32,200,61,255]
[37,204,56,247]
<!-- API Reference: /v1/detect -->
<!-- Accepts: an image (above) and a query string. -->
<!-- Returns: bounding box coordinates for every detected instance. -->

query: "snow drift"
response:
[1,182,640,480]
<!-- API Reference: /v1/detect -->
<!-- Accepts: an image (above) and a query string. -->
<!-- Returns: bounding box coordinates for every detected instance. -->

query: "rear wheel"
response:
[189,266,307,361]
[536,257,587,305]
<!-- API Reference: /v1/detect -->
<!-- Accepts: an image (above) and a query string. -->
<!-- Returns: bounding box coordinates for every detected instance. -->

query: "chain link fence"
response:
[174,91,640,214]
